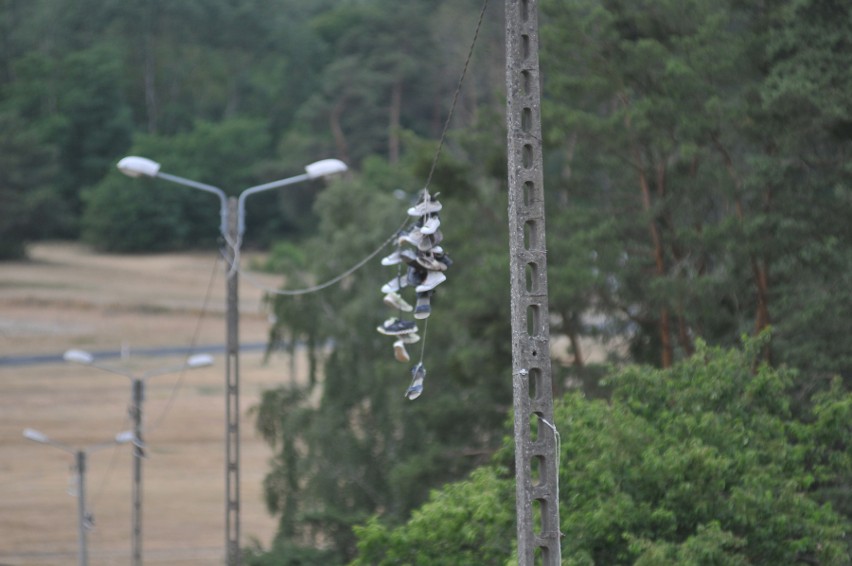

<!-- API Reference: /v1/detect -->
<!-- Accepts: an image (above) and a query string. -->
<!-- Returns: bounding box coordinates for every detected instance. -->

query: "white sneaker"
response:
[415,271,446,293]
[393,340,410,363]
[398,229,425,248]
[407,192,442,217]
[383,291,413,312]
[420,214,441,235]
[381,249,402,266]
[399,332,420,344]
[381,276,408,294]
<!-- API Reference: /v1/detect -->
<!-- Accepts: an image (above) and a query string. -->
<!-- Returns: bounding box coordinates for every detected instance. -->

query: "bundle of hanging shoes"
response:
[376,190,451,400]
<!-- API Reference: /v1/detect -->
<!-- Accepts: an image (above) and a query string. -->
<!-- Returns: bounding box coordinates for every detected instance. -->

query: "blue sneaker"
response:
[377,318,417,336]
[414,292,432,320]
[405,363,426,400]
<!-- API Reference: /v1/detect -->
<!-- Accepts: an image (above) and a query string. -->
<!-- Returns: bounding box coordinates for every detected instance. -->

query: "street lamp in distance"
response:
[62,348,213,566]
[23,428,133,566]
[116,154,347,566]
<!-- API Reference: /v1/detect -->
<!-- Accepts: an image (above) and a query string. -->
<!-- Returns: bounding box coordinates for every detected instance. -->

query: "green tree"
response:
[55,44,133,229]
[81,118,274,252]
[539,0,852,380]
[253,128,514,562]
[351,338,851,565]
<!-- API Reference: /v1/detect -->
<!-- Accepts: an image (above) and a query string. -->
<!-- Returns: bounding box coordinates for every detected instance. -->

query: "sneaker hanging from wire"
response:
[376,318,417,336]
[415,271,446,293]
[405,362,426,400]
[393,339,410,363]
[407,191,442,217]
[414,291,432,320]
[383,291,413,312]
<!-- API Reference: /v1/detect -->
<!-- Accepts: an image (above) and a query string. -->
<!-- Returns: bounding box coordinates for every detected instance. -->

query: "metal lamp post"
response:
[63,349,213,566]
[116,155,347,565]
[23,428,134,566]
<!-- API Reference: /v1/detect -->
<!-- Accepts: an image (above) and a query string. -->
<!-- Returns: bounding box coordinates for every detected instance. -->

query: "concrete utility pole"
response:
[225,197,241,565]
[505,0,562,563]
[23,428,133,566]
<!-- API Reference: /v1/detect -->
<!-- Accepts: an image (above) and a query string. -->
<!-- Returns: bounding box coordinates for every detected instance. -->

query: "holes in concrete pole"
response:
[523,181,534,205]
[522,70,532,95]
[521,0,529,22]
[522,107,532,133]
[524,219,539,250]
[531,454,543,487]
[526,262,538,293]
[522,34,530,60]
[533,499,543,535]
[527,304,540,338]
[529,412,540,442]
[528,367,541,401]
[523,143,533,168]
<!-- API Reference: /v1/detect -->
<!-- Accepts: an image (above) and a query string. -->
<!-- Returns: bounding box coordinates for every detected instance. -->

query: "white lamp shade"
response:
[305,159,348,179]
[23,428,50,443]
[115,431,135,444]
[63,349,94,364]
[117,156,161,178]
[186,353,214,368]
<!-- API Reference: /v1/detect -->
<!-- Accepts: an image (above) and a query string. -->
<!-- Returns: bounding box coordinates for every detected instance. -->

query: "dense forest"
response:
[2,0,850,564]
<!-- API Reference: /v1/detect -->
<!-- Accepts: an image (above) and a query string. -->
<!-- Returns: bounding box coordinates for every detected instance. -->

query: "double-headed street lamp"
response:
[23,428,134,566]
[63,348,213,566]
[116,155,347,565]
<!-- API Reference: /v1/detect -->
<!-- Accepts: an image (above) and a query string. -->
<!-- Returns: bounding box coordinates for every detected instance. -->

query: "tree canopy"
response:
[351,338,851,565]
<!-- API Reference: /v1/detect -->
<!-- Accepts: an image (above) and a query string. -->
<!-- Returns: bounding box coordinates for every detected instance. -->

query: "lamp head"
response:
[63,349,94,365]
[23,428,50,444]
[186,354,214,368]
[115,431,135,444]
[305,159,348,180]
[117,156,161,178]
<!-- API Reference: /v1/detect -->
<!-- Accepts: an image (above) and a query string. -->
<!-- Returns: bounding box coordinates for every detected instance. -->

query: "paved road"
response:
[0,342,269,367]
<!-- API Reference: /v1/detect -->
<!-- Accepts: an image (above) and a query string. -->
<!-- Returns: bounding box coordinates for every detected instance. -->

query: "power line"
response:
[423,0,490,193]
[146,252,221,435]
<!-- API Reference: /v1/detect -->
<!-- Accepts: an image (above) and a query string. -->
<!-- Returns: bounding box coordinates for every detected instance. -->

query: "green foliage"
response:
[80,118,280,252]
[254,127,514,561]
[351,467,515,566]
[1,0,504,257]
[351,339,851,565]
[537,0,852,379]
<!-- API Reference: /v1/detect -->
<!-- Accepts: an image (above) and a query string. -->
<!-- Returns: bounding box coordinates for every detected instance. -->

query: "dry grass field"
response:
[0,242,306,565]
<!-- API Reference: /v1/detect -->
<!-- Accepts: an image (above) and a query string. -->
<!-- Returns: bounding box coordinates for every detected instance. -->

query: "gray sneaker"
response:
[415,251,447,272]
[417,229,443,251]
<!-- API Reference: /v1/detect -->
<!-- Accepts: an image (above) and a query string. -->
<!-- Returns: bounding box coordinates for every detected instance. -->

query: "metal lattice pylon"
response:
[505,0,562,563]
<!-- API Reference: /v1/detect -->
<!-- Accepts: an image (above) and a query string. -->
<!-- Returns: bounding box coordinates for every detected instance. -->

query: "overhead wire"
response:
[146,251,221,435]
